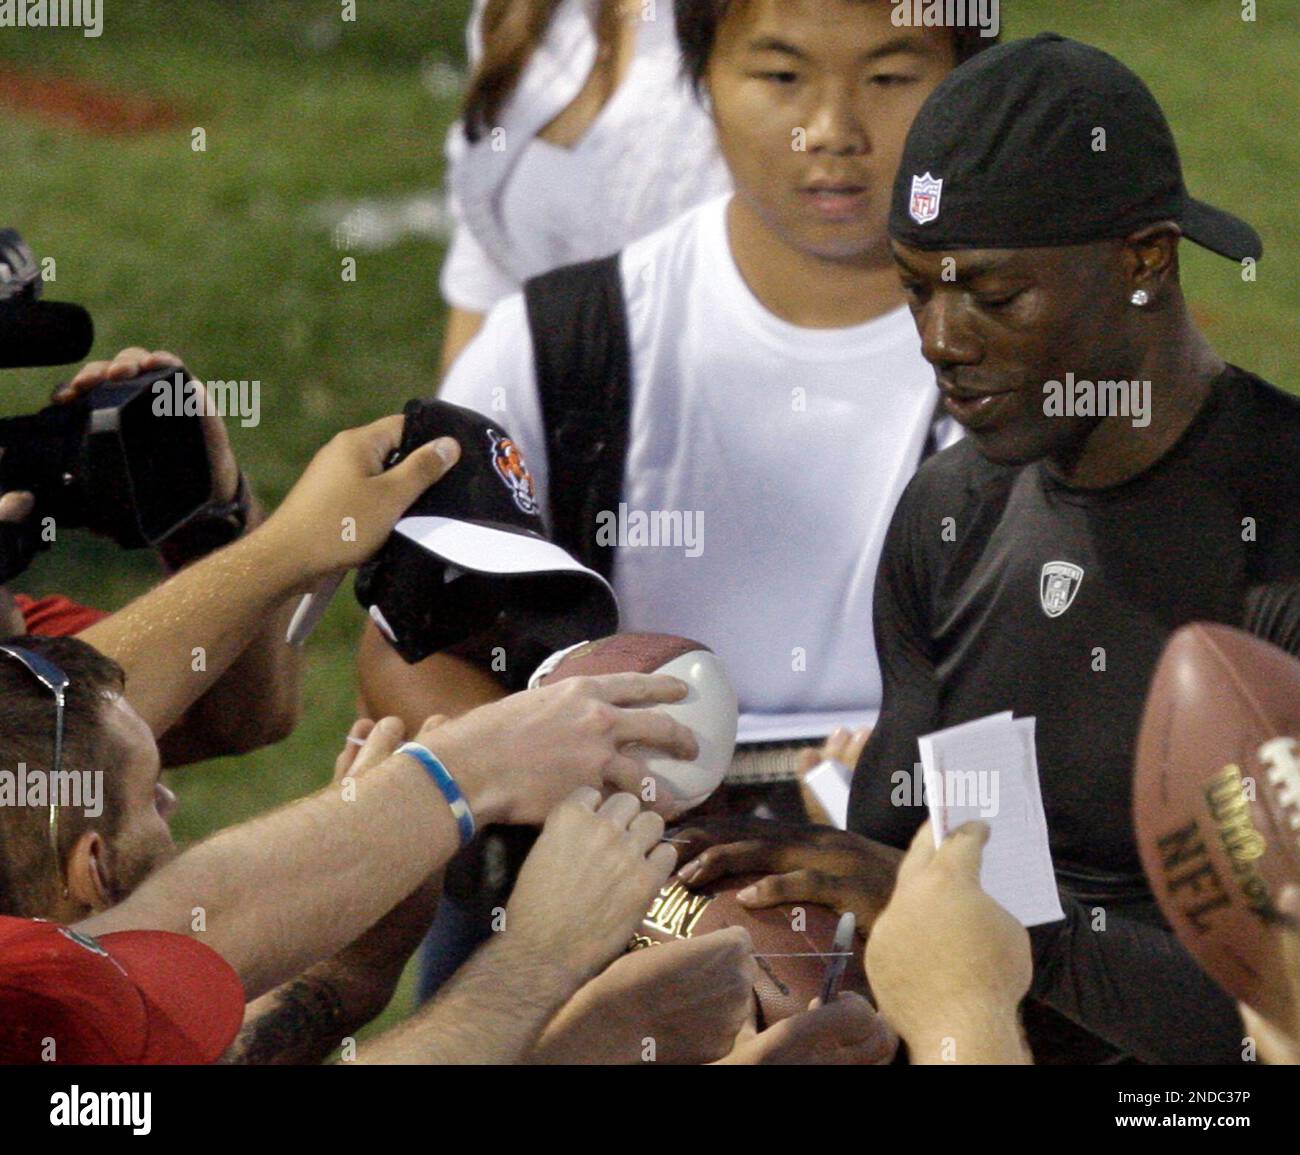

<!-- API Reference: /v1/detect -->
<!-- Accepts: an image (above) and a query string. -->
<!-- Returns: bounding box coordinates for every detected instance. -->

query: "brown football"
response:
[533,633,702,679]
[629,872,868,1028]
[1133,622,1300,1028]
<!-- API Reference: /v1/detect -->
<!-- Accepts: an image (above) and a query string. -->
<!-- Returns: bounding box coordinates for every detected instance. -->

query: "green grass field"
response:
[0,0,1296,1041]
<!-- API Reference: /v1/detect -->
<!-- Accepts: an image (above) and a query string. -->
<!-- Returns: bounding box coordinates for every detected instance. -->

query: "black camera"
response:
[0,228,211,582]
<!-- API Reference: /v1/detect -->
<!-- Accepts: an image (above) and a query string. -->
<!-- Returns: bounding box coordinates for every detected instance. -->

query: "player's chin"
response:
[967,425,1046,467]
[975,410,1100,468]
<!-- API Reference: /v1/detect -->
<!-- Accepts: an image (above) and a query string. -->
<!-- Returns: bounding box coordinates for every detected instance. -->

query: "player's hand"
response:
[260,415,459,587]
[716,993,898,1065]
[865,821,1031,1064]
[529,929,757,1064]
[796,725,871,824]
[59,348,241,505]
[503,790,677,989]
[675,819,902,932]
[423,674,698,826]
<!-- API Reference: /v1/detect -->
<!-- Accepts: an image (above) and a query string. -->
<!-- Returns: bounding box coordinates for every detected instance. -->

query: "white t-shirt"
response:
[441,195,944,742]
[441,0,730,313]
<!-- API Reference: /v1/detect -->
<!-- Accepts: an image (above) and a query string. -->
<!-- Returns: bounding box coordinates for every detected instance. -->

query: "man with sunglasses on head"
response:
[0,640,172,920]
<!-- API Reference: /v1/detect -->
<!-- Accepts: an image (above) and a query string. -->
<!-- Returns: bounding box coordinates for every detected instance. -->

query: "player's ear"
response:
[65,830,113,912]
[1122,222,1182,301]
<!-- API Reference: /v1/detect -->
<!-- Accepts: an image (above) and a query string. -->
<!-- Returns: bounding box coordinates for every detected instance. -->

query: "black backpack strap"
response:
[524,254,631,583]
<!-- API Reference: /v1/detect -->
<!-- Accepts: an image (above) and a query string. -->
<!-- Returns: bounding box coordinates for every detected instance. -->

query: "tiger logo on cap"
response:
[487,429,539,516]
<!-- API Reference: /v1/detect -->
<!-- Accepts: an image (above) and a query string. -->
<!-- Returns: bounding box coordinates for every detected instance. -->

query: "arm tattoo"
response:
[221,977,348,1065]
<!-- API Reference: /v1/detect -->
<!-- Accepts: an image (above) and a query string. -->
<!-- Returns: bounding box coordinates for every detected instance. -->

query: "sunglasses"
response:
[0,644,70,886]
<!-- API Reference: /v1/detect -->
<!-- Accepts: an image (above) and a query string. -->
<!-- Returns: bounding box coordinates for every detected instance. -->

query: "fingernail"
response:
[736,886,757,904]
[678,860,700,882]
[433,437,459,465]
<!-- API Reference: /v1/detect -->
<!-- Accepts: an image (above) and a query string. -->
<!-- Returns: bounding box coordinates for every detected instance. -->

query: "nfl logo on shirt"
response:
[1040,561,1084,618]
[909,173,943,225]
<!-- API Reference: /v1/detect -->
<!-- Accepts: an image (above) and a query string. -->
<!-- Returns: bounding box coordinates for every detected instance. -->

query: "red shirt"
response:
[14,594,107,636]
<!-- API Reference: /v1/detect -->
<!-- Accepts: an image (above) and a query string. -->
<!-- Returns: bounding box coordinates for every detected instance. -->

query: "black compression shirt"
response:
[848,364,1300,1062]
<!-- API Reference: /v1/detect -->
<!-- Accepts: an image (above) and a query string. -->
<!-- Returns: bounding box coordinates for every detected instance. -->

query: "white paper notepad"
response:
[918,714,1064,927]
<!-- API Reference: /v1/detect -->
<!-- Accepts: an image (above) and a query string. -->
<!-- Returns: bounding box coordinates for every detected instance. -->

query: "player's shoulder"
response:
[897,436,1019,520]
[1227,364,1300,428]
[881,438,1019,582]
[1216,365,1300,487]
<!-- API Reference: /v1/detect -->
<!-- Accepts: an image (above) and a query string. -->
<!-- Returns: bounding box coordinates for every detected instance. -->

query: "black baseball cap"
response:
[890,33,1262,261]
[352,399,618,665]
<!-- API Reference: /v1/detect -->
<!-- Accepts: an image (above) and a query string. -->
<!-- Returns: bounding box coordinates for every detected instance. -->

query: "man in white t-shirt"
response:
[358,1,995,1010]
[436,192,939,744]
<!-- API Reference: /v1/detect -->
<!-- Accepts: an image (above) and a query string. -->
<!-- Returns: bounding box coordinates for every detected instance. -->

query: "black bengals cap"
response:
[338,399,617,664]
[890,33,1263,262]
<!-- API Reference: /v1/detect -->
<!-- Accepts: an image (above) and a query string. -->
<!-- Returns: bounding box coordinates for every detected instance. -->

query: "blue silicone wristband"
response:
[397,742,476,846]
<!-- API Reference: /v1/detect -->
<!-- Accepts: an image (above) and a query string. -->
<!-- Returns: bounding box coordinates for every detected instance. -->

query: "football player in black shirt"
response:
[678,34,1299,1064]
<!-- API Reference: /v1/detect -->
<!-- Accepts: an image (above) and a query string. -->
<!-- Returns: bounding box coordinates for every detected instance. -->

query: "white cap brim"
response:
[395,516,614,595]
[286,516,615,649]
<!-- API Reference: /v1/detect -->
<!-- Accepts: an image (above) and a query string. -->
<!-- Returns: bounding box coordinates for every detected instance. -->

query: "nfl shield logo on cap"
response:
[909,172,943,225]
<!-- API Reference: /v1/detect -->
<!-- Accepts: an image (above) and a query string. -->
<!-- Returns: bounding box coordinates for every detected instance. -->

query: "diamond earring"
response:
[1130,289,1151,307]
